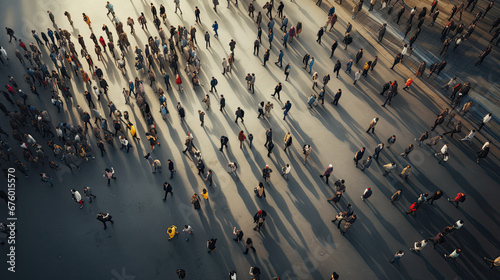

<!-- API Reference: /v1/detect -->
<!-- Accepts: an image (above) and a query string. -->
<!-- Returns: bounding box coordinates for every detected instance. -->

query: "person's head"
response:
[329,164,333,168]
[202,189,207,194]
[71,189,76,192]
[397,189,402,194]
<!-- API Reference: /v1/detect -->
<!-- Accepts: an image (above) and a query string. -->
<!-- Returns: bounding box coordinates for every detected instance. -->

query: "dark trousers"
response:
[107,175,116,185]
[163,190,173,200]
[382,96,392,106]
[320,174,330,183]
[243,246,256,254]
[220,143,228,151]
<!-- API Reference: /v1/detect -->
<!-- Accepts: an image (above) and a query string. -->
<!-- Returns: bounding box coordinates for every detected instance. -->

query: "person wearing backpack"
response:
[448,193,466,208]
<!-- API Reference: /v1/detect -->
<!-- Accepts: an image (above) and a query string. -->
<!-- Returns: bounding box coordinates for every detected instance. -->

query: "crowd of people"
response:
[0,0,498,278]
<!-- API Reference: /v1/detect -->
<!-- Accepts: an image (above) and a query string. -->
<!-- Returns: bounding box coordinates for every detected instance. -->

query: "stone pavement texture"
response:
[0,0,498,279]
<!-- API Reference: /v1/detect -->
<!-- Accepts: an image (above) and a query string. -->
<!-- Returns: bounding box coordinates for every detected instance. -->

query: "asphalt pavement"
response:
[0,0,499,279]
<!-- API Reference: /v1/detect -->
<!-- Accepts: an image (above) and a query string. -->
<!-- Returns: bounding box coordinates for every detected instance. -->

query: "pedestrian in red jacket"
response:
[405,202,419,215]
[403,77,413,90]
[448,193,466,208]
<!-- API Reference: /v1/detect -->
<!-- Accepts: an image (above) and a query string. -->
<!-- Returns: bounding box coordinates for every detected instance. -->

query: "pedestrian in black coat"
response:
[426,190,443,204]
[353,147,365,167]
[163,182,173,200]
[330,41,338,58]
[390,54,401,69]
[333,60,341,78]
[378,23,387,42]
[355,48,363,64]
[332,89,342,105]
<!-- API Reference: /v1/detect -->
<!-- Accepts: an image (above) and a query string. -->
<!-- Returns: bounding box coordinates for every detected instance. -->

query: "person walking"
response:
[444,249,461,262]
[83,187,96,202]
[360,156,373,171]
[255,182,266,198]
[317,27,324,44]
[207,238,217,253]
[483,256,500,269]
[405,201,419,215]
[219,135,229,152]
[478,113,492,131]
[233,227,244,242]
[447,192,466,208]
[284,63,291,81]
[167,225,179,240]
[238,131,246,149]
[104,167,116,186]
[390,250,405,263]
[284,132,293,152]
[383,162,397,177]
[426,135,443,147]
[435,144,450,157]
[416,131,429,146]
[333,60,341,78]
[402,78,413,90]
[366,117,379,133]
[378,23,387,42]
[266,140,274,157]
[330,40,338,58]
[303,144,312,164]
[191,193,201,210]
[71,189,84,209]
[243,238,256,254]
[426,190,443,205]
[410,239,428,253]
[282,100,292,120]
[320,164,333,184]
[40,172,54,186]
[476,141,490,164]
[272,83,282,100]
[400,144,414,158]
[96,212,114,229]
[235,107,245,123]
[400,165,411,181]
[163,182,173,200]
[361,188,372,201]
[182,225,193,241]
[390,189,403,203]
[372,143,384,160]
[263,165,272,183]
[427,232,445,248]
[332,89,342,105]
[168,159,175,179]
[353,70,362,85]
[354,147,365,167]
